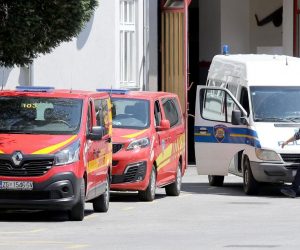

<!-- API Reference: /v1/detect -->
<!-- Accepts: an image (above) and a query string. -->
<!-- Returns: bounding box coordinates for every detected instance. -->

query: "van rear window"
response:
[0,97,83,134]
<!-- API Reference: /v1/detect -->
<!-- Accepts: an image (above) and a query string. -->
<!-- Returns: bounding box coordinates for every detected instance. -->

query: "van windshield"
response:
[111,98,150,129]
[250,86,300,122]
[0,97,83,134]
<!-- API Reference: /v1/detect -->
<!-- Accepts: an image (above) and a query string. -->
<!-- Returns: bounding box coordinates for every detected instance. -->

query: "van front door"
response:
[194,86,254,176]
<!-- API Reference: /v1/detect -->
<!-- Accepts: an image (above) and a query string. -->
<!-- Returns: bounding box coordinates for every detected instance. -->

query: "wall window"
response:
[120,0,138,89]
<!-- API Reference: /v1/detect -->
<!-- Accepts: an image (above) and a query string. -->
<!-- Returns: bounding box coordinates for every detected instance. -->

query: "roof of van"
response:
[209,54,300,86]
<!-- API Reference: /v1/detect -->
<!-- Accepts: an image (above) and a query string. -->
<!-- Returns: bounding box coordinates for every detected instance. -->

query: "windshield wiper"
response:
[284,117,300,123]
[0,130,33,134]
[254,117,291,122]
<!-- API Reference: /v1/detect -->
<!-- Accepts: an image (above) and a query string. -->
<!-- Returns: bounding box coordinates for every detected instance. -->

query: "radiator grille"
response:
[281,154,300,163]
[0,159,54,177]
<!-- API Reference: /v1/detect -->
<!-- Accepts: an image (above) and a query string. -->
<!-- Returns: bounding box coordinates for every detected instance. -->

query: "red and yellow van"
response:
[0,86,112,221]
[105,90,186,201]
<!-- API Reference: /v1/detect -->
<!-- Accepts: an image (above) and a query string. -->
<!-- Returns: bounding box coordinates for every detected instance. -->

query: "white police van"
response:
[195,54,300,194]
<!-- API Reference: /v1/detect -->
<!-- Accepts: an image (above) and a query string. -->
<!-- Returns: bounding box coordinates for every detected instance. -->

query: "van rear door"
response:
[194,86,253,176]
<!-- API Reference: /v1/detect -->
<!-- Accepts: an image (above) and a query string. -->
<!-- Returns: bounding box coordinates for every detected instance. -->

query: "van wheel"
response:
[243,158,259,195]
[208,175,224,186]
[138,166,156,201]
[93,174,110,213]
[69,179,85,221]
[165,161,182,196]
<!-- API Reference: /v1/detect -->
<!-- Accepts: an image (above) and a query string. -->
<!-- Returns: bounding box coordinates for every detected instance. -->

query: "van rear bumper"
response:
[250,161,296,183]
[0,172,81,210]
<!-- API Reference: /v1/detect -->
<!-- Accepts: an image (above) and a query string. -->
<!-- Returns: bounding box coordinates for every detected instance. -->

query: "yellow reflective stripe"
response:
[157,144,172,171]
[32,135,77,154]
[194,133,211,136]
[87,158,107,174]
[230,133,258,140]
[87,158,99,173]
[122,129,147,139]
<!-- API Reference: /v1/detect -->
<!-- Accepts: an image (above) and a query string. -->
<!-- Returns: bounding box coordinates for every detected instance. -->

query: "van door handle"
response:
[93,150,100,157]
[105,137,111,143]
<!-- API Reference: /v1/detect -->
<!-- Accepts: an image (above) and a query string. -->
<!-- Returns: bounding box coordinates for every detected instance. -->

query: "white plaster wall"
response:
[34,1,117,90]
[249,0,283,53]
[220,0,250,54]
[2,1,118,91]
[199,0,221,62]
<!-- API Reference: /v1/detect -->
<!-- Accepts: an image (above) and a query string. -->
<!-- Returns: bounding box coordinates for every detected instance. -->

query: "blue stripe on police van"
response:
[194,126,261,148]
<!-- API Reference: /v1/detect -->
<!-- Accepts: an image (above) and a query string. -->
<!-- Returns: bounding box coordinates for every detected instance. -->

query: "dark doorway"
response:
[187,1,200,164]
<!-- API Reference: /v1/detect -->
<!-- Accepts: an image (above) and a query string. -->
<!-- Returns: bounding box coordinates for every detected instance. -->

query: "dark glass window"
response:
[162,98,180,127]
[0,97,82,134]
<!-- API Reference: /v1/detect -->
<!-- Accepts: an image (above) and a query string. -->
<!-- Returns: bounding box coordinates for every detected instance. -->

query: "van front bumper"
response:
[0,172,81,210]
[250,161,296,183]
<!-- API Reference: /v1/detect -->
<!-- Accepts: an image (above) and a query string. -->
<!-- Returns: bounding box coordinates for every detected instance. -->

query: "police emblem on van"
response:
[214,125,227,143]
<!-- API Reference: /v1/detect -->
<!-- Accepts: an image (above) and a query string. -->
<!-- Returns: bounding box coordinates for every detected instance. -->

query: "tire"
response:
[93,174,110,213]
[243,158,259,195]
[208,175,224,187]
[138,166,156,202]
[69,179,85,221]
[165,161,182,196]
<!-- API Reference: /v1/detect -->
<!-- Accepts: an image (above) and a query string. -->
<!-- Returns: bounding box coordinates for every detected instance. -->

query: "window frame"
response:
[119,0,141,89]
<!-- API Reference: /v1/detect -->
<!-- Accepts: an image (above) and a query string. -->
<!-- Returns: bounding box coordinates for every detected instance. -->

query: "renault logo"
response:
[12,151,23,166]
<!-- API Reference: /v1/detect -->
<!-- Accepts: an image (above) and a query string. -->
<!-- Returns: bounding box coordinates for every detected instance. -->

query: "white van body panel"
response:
[195,54,300,185]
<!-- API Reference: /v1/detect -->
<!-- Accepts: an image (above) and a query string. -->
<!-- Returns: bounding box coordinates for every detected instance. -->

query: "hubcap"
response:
[176,167,182,191]
[150,170,156,197]
[245,168,249,186]
[105,176,110,206]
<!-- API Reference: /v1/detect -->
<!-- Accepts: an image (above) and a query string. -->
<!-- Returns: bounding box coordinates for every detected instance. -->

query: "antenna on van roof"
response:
[286,56,288,66]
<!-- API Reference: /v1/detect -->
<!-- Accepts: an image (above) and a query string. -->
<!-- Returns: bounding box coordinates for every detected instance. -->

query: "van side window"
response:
[94,99,109,136]
[86,102,92,134]
[240,87,250,116]
[201,88,237,123]
[154,101,162,127]
[227,83,238,97]
[162,98,180,127]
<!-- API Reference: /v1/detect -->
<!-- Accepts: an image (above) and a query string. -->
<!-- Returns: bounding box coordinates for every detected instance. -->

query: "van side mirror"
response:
[87,126,104,141]
[232,110,242,125]
[157,119,170,131]
[232,110,249,125]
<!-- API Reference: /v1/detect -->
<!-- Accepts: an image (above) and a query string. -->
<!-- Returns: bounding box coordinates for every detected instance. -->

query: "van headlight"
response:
[255,148,281,161]
[127,138,150,151]
[54,140,80,166]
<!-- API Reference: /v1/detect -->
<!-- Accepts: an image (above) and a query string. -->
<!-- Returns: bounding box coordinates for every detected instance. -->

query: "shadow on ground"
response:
[182,181,288,199]
[0,209,95,222]
[110,191,166,203]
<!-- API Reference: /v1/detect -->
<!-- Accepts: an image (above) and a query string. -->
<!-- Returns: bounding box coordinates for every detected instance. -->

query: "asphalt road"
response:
[0,166,299,250]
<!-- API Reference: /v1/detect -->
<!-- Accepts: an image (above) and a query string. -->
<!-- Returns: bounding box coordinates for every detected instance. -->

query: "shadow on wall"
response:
[0,67,12,89]
[77,14,95,50]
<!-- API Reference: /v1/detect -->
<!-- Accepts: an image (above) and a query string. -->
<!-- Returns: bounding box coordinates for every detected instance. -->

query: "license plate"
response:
[0,181,33,190]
